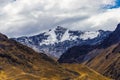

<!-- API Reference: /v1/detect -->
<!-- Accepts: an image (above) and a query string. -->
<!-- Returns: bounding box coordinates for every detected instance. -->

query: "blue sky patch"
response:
[109,0,120,9]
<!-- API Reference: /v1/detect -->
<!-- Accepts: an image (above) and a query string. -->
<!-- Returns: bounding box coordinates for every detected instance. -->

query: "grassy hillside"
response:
[0,33,111,80]
[0,33,78,80]
[0,64,111,80]
[87,44,120,80]
[62,64,111,80]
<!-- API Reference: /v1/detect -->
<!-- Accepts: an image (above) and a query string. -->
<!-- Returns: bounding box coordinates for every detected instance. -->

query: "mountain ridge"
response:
[13,26,111,58]
[86,23,120,80]
[58,23,120,80]
[0,32,111,80]
[0,32,79,80]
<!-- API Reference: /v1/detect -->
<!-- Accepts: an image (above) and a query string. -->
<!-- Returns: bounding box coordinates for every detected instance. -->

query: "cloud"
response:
[0,0,119,37]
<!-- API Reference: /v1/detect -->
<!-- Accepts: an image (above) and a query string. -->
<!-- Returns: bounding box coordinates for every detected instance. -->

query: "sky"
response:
[0,0,120,37]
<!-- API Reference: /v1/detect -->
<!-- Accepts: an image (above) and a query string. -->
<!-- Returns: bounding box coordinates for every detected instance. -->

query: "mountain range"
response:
[0,32,110,80]
[1,23,120,80]
[13,26,111,58]
[0,33,78,80]
[58,23,120,80]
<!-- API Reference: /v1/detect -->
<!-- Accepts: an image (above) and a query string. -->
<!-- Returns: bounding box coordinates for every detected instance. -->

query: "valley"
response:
[0,24,120,80]
[0,32,110,80]
[0,0,120,80]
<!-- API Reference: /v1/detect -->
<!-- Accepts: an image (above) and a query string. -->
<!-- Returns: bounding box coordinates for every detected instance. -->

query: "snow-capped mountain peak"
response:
[40,26,68,45]
[14,26,111,58]
[40,26,103,45]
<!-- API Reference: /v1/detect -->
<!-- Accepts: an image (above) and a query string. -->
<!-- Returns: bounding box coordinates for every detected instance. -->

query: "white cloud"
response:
[86,8,120,29]
[0,0,119,37]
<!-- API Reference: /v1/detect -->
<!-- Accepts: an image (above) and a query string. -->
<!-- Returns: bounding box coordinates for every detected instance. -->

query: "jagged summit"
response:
[54,26,67,41]
[55,26,67,30]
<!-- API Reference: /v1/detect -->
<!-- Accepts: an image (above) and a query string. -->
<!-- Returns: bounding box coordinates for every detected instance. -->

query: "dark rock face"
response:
[58,45,96,63]
[100,23,120,47]
[115,23,120,31]
[55,26,67,40]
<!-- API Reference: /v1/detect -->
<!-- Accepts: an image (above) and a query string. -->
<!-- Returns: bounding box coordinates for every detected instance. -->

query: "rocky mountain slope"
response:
[0,33,79,80]
[14,26,111,58]
[86,23,120,80]
[58,23,120,80]
[0,33,110,80]
[86,43,120,80]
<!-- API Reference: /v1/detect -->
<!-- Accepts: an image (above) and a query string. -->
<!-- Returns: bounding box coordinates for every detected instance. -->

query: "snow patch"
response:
[61,30,70,41]
[80,31,100,40]
[40,29,58,45]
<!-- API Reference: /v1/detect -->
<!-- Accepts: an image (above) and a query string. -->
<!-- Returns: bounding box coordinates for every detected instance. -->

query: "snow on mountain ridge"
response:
[80,31,100,40]
[14,26,111,58]
[40,28,58,45]
[61,30,70,41]
[39,27,101,45]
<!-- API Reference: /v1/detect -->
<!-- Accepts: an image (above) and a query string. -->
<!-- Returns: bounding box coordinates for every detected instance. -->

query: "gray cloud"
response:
[0,0,119,37]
